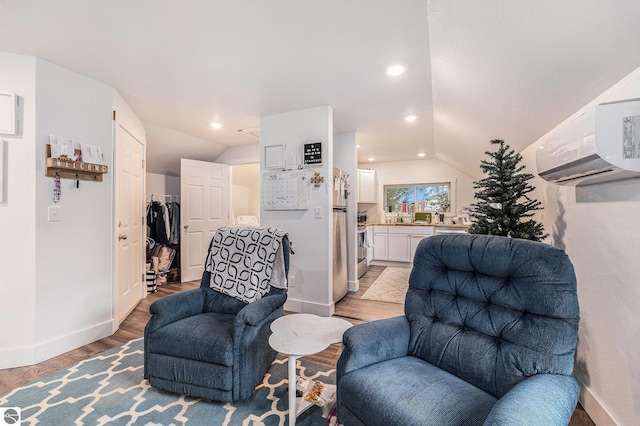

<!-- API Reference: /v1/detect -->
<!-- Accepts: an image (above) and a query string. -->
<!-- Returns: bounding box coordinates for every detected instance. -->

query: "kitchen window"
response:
[384,183,450,213]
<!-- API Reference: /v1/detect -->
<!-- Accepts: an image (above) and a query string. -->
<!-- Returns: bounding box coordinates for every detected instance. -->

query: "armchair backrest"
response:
[200,232,290,314]
[406,234,579,398]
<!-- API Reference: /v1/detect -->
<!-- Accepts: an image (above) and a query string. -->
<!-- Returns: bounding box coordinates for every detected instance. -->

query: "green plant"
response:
[469,139,548,241]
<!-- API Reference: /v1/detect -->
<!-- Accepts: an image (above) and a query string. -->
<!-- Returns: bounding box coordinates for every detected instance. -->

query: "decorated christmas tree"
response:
[469,139,548,241]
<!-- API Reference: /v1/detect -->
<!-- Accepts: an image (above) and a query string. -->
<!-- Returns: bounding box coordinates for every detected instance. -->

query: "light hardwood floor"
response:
[0,265,593,425]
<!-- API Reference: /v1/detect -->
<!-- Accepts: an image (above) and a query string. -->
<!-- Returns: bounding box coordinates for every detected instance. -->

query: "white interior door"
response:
[180,159,229,282]
[115,123,145,325]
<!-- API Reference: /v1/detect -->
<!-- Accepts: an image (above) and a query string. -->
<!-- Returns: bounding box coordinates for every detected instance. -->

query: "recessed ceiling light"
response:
[386,65,405,76]
[405,115,417,122]
[368,157,375,162]
[356,145,361,149]
[210,122,222,129]
[418,152,426,157]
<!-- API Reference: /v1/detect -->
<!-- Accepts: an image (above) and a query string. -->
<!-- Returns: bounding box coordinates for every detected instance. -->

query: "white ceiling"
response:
[2,1,640,178]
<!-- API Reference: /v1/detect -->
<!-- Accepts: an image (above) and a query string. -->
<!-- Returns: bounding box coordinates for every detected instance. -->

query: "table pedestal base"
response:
[287,355,299,426]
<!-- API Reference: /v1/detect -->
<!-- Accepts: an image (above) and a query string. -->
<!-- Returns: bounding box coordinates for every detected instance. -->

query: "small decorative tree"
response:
[469,139,548,242]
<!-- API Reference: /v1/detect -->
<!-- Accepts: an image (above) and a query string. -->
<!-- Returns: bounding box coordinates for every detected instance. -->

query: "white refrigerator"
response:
[332,168,348,302]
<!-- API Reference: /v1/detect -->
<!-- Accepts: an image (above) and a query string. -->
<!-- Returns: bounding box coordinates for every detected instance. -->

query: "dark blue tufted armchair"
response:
[144,235,289,402]
[337,234,580,425]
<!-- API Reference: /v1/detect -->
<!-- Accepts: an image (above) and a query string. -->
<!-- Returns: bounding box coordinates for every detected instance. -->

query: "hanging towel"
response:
[205,227,287,303]
[364,227,374,248]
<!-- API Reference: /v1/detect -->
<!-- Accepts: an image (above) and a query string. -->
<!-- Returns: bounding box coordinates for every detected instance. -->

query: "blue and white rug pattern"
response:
[0,338,336,425]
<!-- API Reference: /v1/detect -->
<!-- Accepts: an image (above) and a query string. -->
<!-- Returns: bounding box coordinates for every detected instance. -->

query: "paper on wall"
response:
[49,134,77,160]
[81,143,104,165]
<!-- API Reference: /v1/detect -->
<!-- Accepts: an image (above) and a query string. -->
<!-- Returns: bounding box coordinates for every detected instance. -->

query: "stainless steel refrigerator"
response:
[332,168,348,302]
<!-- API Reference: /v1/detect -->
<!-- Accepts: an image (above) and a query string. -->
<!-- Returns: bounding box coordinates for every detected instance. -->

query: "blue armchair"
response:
[337,234,580,425]
[144,228,290,402]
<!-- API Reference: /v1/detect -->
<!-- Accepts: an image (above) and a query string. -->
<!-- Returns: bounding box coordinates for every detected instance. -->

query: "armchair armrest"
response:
[483,374,580,426]
[145,288,205,334]
[231,290,287,401]
[235,290,287,327]
[337,316,410,378]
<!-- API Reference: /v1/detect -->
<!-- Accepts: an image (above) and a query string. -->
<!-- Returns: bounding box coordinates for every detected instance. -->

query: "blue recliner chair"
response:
[144,227,290,402]
[337,234,580,425]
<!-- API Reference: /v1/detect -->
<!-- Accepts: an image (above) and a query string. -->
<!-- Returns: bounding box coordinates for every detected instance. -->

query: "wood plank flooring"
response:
[0,266,593,425]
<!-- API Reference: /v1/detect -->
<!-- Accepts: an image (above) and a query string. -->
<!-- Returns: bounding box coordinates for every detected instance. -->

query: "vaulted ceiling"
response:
[2,1,640,177]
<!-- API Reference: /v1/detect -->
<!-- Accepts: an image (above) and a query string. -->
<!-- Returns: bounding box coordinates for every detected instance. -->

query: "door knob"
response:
[184,224,189,230]
[119,234,127,240]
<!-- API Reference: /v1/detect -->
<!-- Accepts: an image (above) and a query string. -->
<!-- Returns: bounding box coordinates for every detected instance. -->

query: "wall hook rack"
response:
[45,144,108,182]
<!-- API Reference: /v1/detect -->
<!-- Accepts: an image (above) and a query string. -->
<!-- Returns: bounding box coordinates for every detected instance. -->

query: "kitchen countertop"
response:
[363,222,470,228]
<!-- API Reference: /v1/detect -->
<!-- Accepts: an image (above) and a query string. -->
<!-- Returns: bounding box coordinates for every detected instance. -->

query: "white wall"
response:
[360,158,477,221]
[0,53,144,368]
[521,67,640,426]
[229,163,261,222]
[34,59,115,361]
[217,145,261,224]
[260,106,334,315]
[0,53,38,367]
[146,172,180,196]
[231,185,250,217]
[216,143,260,165]
[230,184,261,221]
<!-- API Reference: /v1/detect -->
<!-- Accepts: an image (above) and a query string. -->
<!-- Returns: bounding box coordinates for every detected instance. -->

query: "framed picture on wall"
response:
[0,93,17,135]
[0,139,5,202]
[264,144,285,169]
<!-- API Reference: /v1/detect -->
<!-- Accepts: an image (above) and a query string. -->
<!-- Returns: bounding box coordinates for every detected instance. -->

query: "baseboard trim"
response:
[370,260,411,267]
[284,298,334,316]
[0,345,36,369]
[35,320,114,364]
[579,381,619,426]
[0,320,115,369]
[348,279,359,292]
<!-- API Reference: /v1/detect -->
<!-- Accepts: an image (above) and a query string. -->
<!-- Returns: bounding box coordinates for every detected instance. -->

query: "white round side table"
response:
[269,313,352,426]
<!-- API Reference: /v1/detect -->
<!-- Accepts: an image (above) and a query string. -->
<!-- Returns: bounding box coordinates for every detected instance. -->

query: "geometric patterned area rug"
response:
[360,266,410,304]
[0,338,336,426]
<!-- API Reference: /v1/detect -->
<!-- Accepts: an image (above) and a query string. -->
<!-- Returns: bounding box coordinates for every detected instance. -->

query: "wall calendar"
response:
[262,170,310,210]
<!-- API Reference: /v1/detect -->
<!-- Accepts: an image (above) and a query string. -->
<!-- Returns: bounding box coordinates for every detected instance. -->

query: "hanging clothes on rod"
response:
[166,201,180,245]
[146,194,180,246]
[146,194,181,279]
[147,198,169,245]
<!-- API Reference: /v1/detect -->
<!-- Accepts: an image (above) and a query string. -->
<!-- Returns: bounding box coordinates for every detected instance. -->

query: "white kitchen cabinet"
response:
[372,225,435,262]
[357,169,376,203]
[387,233,410,261]
[409,227,435,260]
[387,226,411,261]
[410,234,427,260]
[366,226,374,265]
[372,226,388,260]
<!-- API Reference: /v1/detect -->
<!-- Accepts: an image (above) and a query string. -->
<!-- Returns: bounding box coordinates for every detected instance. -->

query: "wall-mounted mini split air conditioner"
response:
[536,98,640,186]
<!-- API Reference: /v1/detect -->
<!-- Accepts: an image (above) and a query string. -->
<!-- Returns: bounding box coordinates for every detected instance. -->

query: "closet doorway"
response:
[230,163,261,226]
[144,161,257,284]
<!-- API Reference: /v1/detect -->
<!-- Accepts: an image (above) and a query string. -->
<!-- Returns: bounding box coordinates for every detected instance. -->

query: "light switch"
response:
[48,205,61,222]
[315,207,322,219]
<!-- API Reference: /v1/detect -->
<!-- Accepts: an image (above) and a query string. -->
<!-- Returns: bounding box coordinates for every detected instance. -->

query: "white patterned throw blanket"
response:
[205,227,288,303]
